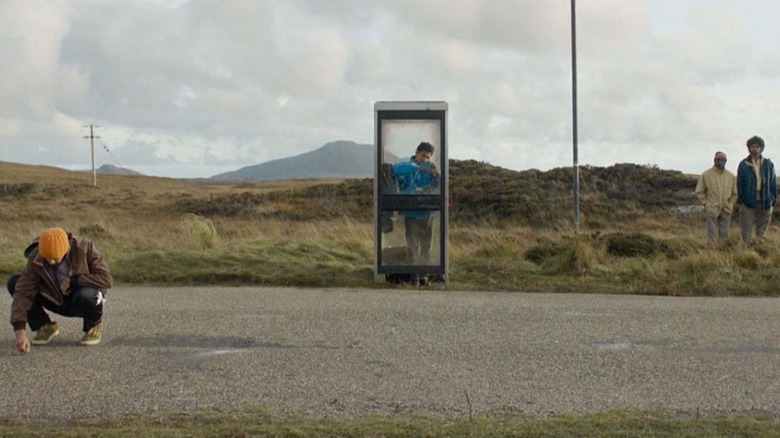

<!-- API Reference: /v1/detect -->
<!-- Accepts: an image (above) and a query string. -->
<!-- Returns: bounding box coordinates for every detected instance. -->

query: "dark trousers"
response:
[7,274,103,332]
[404,215,433,264]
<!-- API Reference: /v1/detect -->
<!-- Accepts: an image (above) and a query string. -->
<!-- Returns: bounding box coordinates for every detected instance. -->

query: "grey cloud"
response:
[1,0,778,177]
[0,1,73,119]
[109,139,176,166]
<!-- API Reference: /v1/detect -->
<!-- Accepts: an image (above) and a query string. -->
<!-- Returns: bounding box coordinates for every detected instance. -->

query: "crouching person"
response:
[8,227,113,353]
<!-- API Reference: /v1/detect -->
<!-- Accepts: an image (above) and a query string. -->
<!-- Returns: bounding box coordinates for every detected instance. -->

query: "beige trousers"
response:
[739,204,773,244]
[705,212,731,243]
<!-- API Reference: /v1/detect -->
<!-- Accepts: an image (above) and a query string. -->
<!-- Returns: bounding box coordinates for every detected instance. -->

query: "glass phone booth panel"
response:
[374,102,448,284]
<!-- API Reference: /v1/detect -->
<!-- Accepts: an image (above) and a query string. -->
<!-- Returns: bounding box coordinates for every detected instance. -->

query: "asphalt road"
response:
[1,287,779,421]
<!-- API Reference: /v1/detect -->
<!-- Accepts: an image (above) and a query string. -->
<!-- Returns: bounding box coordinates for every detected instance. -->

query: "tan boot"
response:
[81,321,103,346]
[31,321,60,345]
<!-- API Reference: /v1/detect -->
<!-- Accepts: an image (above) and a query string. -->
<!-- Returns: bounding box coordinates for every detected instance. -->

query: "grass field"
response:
[3,160,780,435]
[2,160,778,296]
[2,409,780,437]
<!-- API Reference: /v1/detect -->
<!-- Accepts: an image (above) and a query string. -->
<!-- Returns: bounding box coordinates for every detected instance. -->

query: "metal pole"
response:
[84,124,100,187]
[90,124,96,187]
[570,0,580,233]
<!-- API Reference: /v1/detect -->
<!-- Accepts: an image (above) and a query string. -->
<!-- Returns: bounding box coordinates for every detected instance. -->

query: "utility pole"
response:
[570,0,580,234]
[84,124,100,186]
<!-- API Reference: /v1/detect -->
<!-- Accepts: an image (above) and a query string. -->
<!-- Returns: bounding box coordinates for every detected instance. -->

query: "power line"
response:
[98,138,127,169]
[0,131,264,155]
[99,138,116,157]
[0,135,82,138]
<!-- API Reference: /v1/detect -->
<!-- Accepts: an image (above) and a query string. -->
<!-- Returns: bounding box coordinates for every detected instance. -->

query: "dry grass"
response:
[1,408,779,437]
[2,160,780,296]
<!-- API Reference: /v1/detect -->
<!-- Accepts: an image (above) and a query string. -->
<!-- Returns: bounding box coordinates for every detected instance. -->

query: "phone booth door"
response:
[374,101,448,285]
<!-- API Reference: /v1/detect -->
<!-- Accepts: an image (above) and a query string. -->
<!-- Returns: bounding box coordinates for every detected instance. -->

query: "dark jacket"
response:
[10,233,113,330]
[737,155,777,210]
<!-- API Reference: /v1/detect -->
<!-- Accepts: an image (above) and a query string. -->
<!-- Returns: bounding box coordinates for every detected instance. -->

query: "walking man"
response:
[696,151,737,243]
[8,228,113,353]
[736,135,777,244]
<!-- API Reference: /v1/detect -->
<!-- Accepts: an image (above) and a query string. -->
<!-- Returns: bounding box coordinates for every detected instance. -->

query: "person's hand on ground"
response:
[14,329,30,353]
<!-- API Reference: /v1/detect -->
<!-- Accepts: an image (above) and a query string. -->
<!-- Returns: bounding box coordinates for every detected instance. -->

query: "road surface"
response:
[1,287,779,421]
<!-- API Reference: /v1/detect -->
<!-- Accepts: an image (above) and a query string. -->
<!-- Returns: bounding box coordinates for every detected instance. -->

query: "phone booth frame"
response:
[373,101,449,284]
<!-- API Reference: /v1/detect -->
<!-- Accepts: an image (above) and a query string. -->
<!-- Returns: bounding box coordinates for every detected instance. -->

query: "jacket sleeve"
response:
[428,167,440,189]
[75,239,113,292]
[736,162,746,205]
[695,175,706,204]
[10,268,39,330]
[728,175,738,208]
[391,161,415,178]
[770,161,777,206]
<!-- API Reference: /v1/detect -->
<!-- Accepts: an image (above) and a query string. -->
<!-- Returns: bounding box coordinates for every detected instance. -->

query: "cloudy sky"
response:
[1,0,778,178]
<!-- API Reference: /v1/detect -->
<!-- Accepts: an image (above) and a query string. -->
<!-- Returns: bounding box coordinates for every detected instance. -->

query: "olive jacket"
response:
[10,233,113,331]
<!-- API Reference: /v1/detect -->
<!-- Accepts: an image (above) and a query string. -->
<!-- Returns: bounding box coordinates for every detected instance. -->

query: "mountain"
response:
[96,164,143,175]
[211,140,377,181]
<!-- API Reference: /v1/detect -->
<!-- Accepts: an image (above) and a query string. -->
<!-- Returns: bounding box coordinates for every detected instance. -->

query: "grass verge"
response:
[1,409,779,437]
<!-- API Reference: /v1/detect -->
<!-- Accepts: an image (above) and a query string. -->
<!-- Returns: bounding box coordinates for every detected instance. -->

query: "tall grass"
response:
[179,213,219,249]
[4,209,780,296]
[2,161,780,296]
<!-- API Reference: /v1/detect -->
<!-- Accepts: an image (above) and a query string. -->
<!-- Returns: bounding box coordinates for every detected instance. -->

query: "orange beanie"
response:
[38,228,69,260]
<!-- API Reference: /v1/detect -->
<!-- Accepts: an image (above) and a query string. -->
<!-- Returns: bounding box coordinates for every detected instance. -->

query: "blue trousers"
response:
[7,274,103,332]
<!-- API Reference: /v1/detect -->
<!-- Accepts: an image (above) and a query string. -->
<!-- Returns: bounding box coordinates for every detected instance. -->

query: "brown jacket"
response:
[10,233,113,330]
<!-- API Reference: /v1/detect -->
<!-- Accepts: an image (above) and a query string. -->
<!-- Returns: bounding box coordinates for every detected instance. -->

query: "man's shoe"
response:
[31,321,60,345]
[81,321,103,346]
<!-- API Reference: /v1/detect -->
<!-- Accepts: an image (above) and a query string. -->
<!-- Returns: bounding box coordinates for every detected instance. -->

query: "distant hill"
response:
[211,140,380,181]
[96,164,142,175]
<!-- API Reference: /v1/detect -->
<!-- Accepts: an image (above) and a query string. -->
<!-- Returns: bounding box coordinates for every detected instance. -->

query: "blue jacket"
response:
[737,155,777,209]
[392,156,440,218]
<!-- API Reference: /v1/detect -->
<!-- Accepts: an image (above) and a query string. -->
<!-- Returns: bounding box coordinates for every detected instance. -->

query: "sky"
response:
[1,0,779,178]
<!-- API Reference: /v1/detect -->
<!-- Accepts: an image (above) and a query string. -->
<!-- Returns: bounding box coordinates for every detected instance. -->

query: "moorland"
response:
[1,159,779,296]
[5,159,780,437]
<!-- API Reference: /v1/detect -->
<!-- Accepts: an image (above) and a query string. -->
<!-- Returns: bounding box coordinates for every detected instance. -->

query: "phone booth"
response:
[374,101,448,285]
